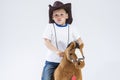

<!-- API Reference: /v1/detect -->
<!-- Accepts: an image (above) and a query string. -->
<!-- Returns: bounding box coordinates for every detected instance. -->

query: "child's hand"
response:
[56,50,64,57]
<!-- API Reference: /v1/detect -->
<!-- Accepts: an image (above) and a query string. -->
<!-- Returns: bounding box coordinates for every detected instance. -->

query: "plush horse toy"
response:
[54,41,85,80]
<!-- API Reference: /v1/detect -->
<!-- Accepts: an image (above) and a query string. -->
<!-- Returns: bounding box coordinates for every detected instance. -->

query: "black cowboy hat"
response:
[49,1,73,24]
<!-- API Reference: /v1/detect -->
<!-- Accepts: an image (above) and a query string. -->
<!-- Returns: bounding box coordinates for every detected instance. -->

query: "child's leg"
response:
[41,61,59,80]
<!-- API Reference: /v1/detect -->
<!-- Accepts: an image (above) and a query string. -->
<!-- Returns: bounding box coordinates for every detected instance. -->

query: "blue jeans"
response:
[41,61,59,80]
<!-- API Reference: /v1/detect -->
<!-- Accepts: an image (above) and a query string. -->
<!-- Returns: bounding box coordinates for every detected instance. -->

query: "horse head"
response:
[65,41,85,69]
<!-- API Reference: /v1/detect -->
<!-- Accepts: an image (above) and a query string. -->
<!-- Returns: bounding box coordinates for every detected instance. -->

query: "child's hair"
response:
[49,1,73,24]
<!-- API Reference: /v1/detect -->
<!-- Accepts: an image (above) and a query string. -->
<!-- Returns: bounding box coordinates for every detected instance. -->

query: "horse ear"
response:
[67,42,74,48]
[67,42,71,48]
[75,41,79,48]
[79,43,84,49]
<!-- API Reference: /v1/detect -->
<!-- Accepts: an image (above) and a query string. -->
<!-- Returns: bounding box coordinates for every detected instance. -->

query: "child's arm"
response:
[44,38,64,57]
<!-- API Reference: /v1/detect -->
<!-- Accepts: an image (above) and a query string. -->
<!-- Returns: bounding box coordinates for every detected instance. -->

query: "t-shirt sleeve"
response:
[42,24,52,40]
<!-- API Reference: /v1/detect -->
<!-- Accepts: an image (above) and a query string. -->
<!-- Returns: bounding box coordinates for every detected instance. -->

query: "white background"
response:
[0,0,120,80]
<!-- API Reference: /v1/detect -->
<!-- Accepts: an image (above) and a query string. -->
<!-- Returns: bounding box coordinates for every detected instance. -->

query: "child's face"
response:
[52,9,68,25]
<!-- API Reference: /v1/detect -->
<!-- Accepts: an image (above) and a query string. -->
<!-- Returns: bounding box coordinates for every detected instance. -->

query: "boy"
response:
[41,1,84,80]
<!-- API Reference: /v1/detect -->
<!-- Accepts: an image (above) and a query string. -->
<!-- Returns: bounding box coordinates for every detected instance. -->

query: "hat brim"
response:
[49,3,71,11]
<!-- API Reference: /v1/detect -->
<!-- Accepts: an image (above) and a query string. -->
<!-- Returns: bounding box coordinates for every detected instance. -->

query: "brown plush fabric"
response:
[54,41,85,80]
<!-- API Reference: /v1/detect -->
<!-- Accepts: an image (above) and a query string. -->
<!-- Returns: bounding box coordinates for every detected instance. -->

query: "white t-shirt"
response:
[42,23,80,63]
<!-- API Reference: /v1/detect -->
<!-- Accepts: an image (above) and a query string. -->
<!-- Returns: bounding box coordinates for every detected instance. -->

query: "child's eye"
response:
[60,14,64,16]
[54,14,58,17]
